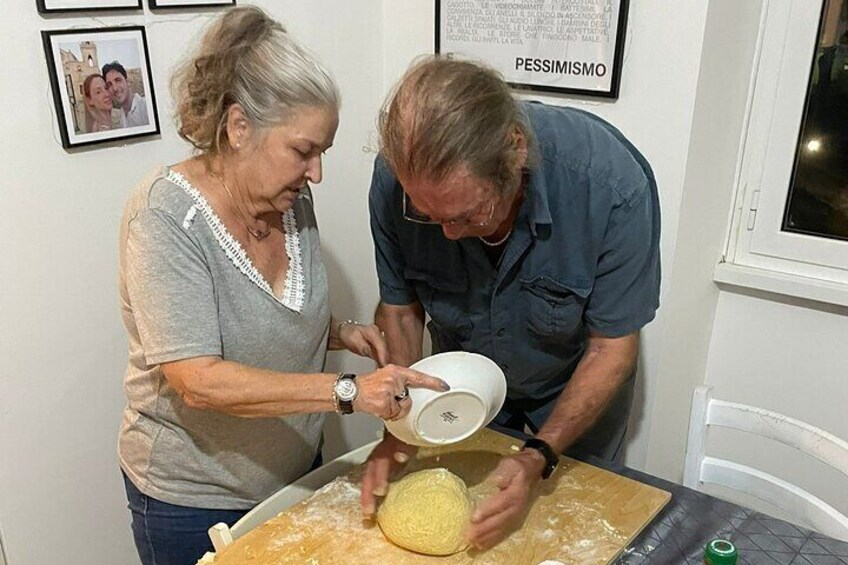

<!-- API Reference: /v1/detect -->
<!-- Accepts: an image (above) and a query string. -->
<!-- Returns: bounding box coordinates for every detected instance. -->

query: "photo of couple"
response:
[81,60,149,133]
[43,26,159,148]
[59,39,149,133]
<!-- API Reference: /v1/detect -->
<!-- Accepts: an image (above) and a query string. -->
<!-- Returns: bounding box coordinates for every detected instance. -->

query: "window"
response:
[726,0,848,286]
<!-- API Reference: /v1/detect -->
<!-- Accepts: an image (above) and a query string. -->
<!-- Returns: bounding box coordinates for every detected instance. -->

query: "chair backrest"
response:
[683,385,848,541]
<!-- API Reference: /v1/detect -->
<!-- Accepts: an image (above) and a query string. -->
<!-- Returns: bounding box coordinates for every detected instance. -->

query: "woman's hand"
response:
[360,432,418,518]
[335,321,389,366]
[353,364,449,421]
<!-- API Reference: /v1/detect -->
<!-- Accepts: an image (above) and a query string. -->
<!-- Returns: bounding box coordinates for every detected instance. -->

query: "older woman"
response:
[118,7,446,564]
[83,74,114,132]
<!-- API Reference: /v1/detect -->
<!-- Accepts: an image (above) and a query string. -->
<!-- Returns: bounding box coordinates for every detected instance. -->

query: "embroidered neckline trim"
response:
[167,169,305,313]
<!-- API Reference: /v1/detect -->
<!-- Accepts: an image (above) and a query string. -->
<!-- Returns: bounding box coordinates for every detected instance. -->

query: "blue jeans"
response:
[122,471,248,565]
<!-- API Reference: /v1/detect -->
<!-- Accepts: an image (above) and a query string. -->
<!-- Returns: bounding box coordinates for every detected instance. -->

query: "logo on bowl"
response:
[440,411,459,424]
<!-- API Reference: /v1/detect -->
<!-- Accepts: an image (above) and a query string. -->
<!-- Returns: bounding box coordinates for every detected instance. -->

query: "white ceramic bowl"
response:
[384,351,507,447]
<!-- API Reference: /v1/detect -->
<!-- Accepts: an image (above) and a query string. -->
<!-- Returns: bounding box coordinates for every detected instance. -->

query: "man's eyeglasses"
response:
[402,191,496,227]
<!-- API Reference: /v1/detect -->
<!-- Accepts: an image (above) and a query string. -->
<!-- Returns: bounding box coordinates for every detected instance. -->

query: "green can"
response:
[704,538,738,565]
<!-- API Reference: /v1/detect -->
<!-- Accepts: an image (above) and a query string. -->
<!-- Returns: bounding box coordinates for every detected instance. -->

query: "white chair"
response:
[683,385,848,541]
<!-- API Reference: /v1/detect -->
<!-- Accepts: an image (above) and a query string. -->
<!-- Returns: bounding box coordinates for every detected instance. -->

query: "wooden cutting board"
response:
[207,429,670,564]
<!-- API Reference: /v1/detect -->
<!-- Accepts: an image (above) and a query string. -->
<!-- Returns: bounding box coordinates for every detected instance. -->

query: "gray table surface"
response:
[593,456,848,564]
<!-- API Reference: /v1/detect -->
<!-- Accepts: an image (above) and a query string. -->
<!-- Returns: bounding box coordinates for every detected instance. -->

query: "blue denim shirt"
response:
[369,102,660,400]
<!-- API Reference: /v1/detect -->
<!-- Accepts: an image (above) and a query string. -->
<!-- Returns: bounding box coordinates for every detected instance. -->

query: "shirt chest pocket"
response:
[404,267,472,341]
[519,276,590,339]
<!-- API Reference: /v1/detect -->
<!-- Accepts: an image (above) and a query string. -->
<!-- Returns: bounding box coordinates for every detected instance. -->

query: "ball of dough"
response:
[377,468,472,556]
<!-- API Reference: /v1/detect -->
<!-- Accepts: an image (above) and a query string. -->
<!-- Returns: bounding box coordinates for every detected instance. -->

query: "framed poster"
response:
[36,0,142,14]
[42,26,160,149]
[149,0,235,8]
[436,0,629,98]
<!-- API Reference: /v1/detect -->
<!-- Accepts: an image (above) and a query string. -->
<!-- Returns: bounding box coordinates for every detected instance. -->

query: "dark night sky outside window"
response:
[783,0,848,241]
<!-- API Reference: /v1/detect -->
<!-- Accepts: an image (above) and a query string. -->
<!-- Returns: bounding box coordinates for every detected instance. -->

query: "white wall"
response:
[0,1,385,563]
[643,0,767,479]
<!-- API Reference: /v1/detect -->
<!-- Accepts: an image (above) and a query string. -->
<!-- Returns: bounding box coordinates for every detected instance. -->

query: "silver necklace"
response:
[216,173,271,240]
[478,227,513,247]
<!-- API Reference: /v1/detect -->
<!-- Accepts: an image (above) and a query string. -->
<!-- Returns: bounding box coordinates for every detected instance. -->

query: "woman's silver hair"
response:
[378,55,532,193]
[171,6,340,155]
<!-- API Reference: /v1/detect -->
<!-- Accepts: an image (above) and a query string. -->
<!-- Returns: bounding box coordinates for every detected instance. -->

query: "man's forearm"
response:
[536,332,639,454]
[374,301,425,366]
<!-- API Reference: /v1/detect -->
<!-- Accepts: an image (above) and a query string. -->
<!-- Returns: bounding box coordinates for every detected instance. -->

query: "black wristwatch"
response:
[332,373,358,415]
[522,438,559,479]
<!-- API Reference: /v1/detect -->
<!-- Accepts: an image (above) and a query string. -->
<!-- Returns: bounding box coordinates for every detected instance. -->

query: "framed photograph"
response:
[37,0,142,14]
[42,26,160,149]
[149,0,235,8]
[436,0,630,99]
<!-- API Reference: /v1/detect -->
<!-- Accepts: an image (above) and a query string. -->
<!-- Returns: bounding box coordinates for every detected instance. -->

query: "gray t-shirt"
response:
[118,167,330,509]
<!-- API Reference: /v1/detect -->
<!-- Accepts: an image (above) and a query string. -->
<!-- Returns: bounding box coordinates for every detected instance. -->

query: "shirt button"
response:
[496,328,506,337]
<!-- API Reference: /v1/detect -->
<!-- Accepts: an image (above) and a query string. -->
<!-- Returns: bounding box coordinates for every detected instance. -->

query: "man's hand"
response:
[337,322,389,366]
[360,432,419,518]
[466,450,546,550]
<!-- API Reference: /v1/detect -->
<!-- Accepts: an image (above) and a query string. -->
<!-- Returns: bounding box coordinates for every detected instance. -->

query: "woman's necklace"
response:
[216,173,271,240]
[478,228,513,247]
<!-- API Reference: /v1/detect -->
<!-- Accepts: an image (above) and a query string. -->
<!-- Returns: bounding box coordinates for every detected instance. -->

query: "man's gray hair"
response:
[379,56,532,193]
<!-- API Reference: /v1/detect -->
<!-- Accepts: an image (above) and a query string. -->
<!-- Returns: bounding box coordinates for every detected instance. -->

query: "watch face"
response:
[335,378,358,402]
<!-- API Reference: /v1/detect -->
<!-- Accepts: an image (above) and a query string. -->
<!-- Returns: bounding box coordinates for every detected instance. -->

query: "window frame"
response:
[724,0,848,288]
